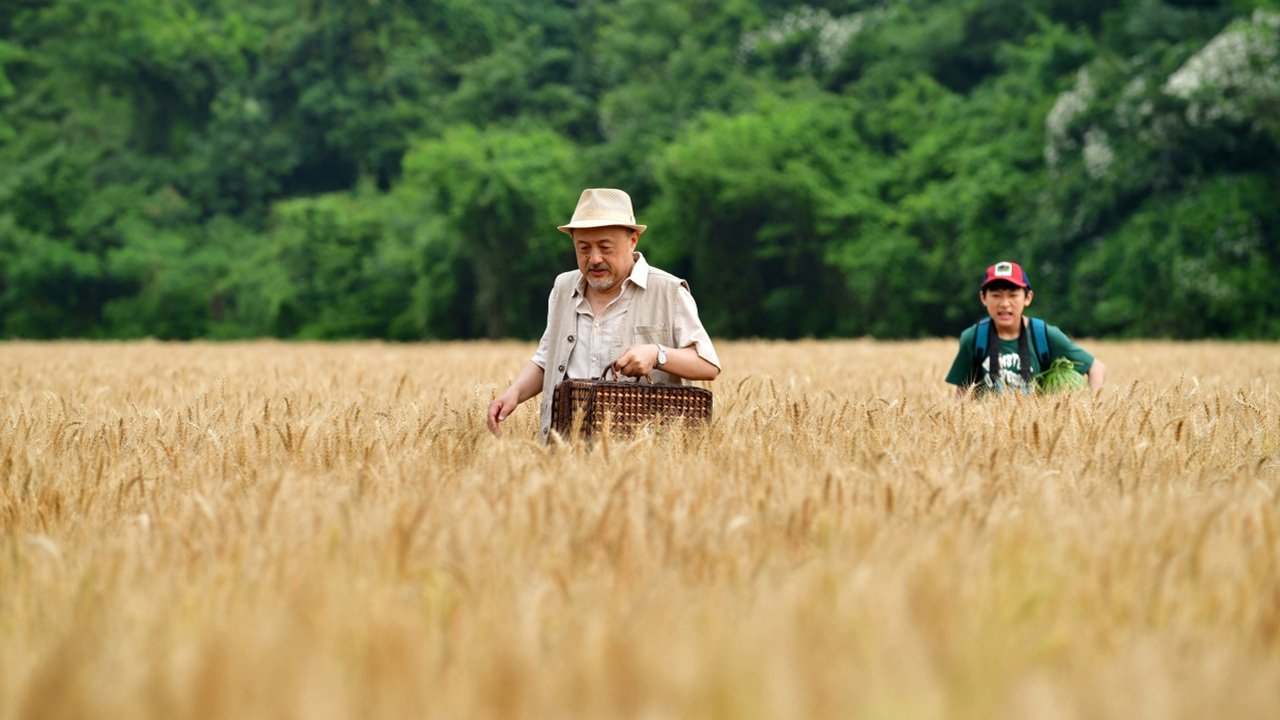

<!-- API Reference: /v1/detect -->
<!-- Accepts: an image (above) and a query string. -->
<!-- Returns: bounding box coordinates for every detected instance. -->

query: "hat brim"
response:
[558,220,646,235]
[981,278,1030,289]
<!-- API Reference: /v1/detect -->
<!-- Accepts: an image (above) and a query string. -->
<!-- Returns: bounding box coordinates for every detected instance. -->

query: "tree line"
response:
[1,0,1277,341]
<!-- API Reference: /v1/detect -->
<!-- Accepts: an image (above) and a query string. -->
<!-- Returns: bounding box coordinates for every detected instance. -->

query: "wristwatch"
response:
[655,344,668,369]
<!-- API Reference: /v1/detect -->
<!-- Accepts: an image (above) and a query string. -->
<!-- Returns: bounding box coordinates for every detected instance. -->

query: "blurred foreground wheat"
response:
[1,340,1278,720]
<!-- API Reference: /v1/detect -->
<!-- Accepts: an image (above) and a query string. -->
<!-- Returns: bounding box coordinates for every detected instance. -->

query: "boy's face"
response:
[980,285,1033,335]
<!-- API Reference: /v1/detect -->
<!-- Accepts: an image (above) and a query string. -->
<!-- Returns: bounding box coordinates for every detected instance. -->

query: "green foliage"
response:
[651,91,864,338]
[400,124,581,339]
[102,222,210,340]
[587,0,762,194]
[1032,7,1280,337]
[1,0,1277,340]
[0,221,105,337]
[260,190,416,339]
[1071,173,1280,337]
[1036,356,1088,393]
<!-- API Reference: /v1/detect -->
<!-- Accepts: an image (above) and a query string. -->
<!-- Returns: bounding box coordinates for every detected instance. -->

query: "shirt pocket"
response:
[633,324,670,344]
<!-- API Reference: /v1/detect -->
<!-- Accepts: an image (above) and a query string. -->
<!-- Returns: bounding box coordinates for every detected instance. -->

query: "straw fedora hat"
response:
[557,188,647,235]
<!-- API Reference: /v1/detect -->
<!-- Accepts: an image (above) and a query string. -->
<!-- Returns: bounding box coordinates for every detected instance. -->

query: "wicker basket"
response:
[550,368,712,439]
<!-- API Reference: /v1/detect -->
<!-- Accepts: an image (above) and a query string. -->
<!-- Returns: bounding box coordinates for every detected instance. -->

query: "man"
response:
[945,260,1106,397]
[487,188,721,440]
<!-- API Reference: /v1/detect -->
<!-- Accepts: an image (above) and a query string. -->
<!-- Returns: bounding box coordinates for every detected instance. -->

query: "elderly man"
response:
[487,188,721,440]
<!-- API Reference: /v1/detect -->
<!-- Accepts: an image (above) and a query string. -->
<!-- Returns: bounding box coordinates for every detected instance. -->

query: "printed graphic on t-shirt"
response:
[980,352,1032,391]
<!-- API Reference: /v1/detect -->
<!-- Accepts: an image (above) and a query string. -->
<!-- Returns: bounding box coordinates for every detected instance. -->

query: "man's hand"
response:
[612,344,720,382]
[487,391,520,436]
[612,344,659,377]
[485,361,546,437]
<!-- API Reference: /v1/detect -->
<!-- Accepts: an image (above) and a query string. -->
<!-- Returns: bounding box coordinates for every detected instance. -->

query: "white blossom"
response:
[1082,128,1114,180]
[739,6,871,72]
[1175,257,1233,303]
[1163,10,1280,126]
[1214,216,1261,260]
[1044,68,1094,169]
[1114,76,1153,130]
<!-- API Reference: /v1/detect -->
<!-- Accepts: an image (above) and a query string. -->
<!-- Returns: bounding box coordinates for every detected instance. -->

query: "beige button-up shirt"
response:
[532,252,719,380]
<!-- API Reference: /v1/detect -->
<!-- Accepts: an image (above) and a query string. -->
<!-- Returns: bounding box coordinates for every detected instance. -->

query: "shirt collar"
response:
[574,251,650,295]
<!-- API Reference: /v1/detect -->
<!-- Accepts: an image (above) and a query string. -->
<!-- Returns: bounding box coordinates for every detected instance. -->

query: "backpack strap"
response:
[971,317,1006,390]
[1029,317,1051,370]
[972,318,990,361]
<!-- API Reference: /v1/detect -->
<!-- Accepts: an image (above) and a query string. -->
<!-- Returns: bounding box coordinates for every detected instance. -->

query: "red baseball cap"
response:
[981,261,1031,289]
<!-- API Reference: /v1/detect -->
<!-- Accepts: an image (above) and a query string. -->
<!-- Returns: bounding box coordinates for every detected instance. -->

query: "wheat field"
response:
[1,339,1277,720]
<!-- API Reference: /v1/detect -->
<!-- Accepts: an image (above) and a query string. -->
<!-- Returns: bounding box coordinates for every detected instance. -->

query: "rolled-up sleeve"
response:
[531,325,551,370]
[673,285,720,369]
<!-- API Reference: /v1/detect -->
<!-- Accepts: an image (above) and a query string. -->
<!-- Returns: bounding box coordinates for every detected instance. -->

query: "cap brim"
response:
[981,279,1030,289]
[558,220,646,235]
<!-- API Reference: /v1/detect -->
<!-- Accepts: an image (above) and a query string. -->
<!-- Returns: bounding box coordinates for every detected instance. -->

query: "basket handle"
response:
[600,366,654,384]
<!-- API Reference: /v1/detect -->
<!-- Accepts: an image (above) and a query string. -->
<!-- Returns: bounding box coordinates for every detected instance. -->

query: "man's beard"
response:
[585,266,617,291]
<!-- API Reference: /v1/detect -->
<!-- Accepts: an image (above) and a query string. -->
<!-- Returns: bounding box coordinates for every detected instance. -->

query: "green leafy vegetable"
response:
[1036,357,1088,394]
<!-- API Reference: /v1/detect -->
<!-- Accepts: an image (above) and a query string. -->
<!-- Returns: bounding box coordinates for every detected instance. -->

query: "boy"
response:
[945,261,1106,397]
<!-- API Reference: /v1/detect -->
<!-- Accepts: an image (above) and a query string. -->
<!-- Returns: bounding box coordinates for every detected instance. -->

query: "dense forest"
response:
[1,0,1277,340]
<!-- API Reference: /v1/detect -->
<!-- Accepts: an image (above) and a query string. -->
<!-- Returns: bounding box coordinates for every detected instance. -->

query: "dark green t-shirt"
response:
[945,318,1094,393]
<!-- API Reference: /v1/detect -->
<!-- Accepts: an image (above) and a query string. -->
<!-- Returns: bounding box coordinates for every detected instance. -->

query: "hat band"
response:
[573,208,635,223]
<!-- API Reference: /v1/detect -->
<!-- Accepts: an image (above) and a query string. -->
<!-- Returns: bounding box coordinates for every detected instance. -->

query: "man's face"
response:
[980,285,1033,334]
[574,226,638,292]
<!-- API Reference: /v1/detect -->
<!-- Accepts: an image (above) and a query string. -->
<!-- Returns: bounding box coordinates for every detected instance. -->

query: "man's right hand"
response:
[485,361,546,438]
[487,393,519,436]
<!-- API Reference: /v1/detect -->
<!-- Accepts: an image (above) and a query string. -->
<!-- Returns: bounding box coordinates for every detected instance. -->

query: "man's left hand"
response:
[612,344,659,377]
